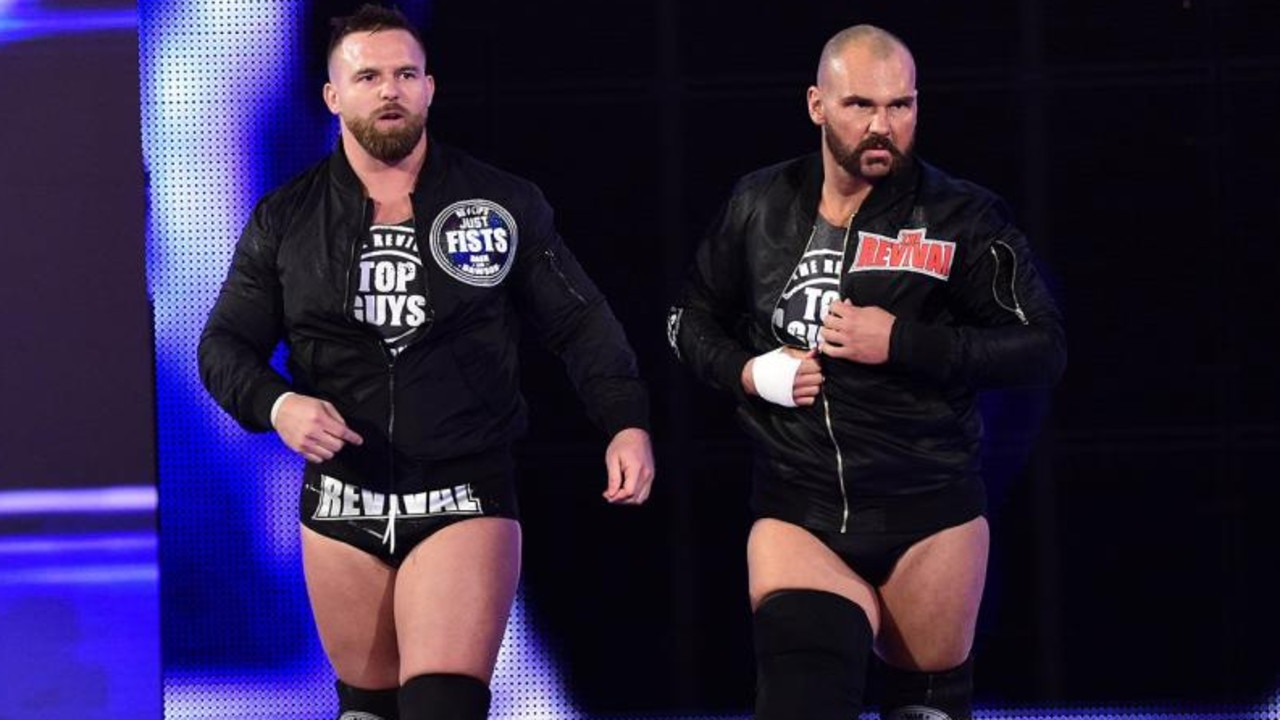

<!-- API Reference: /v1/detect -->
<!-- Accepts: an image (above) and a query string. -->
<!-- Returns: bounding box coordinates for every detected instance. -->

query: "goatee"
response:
[827,130,910,180]
[347,107,426,162]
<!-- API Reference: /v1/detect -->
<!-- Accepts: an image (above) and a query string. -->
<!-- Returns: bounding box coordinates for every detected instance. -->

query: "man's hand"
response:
[819,299,895,364]
[742,347,824,407]
[602,427,655,505]
[272,393,364,463]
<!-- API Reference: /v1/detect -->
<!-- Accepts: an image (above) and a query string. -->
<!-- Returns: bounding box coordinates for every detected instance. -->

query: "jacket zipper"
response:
[343,200,372,312]
[990,241,1028,325]
[350,198,405,552]
[830,216,856,533]
[820,388,851,533]
[770,218,856,533]
[379,344,399,554]
[545,249,588,305]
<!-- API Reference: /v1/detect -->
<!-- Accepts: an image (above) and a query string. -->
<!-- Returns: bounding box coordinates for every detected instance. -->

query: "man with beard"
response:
[199,5,654,719]
[667,25,1064,720]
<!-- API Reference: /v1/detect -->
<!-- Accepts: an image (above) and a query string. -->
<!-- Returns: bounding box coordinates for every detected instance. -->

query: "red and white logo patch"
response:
[850,228,954,281]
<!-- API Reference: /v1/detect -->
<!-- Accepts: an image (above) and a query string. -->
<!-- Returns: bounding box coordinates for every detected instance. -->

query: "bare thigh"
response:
[875,516,989,671]
[301,525,400,688]
[747,518,880,631]
[395,517,522,684]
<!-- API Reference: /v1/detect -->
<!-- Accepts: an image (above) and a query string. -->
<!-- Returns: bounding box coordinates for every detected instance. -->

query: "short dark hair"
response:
[327,4,426,64]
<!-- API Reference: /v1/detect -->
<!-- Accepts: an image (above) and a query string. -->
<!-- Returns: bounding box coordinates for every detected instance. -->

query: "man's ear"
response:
[323,82,340,115]
[424,75,436,109]
[806,86,824,126]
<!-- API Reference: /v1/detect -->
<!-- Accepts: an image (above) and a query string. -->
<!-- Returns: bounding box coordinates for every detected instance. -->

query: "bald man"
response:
[668,25,1065,720]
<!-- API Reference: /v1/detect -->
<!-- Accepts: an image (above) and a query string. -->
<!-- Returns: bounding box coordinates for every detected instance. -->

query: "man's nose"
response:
[867,107,890,135]
[379,79,400,100]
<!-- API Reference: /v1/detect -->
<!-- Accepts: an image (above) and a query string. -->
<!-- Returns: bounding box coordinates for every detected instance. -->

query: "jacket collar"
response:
[859,154,921,221]
[794,151,922,230]
[328,133,447,198]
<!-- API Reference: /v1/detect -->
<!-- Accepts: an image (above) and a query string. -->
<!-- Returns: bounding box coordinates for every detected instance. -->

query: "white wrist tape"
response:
[751,348,802,408]
[269,391,297,428]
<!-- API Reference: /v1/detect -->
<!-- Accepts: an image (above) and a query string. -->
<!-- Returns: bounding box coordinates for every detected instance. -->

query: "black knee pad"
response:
[335,679,399,720]
[398,673,491,720]
[753,589,874,720]
[879,656,974,720]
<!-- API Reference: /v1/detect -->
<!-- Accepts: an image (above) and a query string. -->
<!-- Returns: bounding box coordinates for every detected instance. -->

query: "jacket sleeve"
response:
[666,186,755,402]
[197,202,293,432]
[512,187,650,437]
[889,198,1067,389]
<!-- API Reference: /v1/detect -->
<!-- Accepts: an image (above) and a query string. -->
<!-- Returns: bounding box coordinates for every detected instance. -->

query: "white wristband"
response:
[269,391,297,428]
[751,348,802,408]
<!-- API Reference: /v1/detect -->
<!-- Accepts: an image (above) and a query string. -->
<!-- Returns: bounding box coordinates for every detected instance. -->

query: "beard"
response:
[826,128,911,180]
[345,104,427,162]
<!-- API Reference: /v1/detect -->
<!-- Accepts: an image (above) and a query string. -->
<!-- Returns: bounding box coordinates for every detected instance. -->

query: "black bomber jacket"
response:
[669,153,1065,523]
[199,137,649,490]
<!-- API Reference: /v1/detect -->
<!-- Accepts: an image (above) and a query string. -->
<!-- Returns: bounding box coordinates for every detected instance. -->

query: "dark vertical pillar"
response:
[1016,0,1065,701]
[654,0,698,706]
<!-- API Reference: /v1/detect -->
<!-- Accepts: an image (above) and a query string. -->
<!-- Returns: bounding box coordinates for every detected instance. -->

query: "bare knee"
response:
[395,518,522,683]
[301,527,400,687]
[877,633,972,672]
[747,519,880,629]
[875,596,976,671]
[874,518,987,671]
[330,641,401,688]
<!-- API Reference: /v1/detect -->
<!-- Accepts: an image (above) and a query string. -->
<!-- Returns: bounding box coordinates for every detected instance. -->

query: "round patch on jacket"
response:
[428,199,518,287]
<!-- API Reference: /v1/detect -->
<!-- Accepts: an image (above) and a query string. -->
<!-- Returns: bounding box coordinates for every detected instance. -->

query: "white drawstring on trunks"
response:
[381,498,398,555]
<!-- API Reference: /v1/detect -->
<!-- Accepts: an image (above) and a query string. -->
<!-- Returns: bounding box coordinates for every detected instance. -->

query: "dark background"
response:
[0,8,153,492]
[399,0,1279,714]
[4,0,1276,716]
[0,5,160,719]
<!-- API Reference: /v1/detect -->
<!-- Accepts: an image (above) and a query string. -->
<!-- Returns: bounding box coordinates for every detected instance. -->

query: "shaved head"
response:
[816,25,914,88]
[807,24,918,183]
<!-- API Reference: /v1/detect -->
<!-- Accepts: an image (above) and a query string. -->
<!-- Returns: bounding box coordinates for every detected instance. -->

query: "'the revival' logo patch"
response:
[850,228,955,281]
[429,199,517,287]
